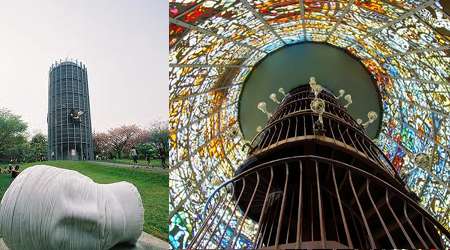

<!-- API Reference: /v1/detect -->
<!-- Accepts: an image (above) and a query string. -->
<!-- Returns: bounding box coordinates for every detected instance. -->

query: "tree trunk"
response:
[161,157,166,168]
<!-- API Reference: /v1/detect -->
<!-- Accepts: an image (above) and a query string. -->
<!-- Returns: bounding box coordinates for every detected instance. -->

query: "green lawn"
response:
[0,161,168,240]
[105,158,163,167]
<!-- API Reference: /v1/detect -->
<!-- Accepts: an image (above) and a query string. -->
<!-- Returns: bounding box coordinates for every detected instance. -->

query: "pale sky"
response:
[0,0,168,135]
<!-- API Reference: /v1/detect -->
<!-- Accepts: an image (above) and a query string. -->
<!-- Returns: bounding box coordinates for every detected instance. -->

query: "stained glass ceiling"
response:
[169,0,450,248]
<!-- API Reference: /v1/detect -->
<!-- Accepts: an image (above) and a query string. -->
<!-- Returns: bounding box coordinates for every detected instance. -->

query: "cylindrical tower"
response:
[189,81,450,249]
[47,59,94,161]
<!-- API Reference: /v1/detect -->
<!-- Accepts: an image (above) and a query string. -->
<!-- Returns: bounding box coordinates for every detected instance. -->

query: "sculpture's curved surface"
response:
[0,165,144,250]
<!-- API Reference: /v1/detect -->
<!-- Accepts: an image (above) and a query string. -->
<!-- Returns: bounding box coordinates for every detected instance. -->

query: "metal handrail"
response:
[248,111,398,178]
[269,96,352,123]
[200,155,450,240]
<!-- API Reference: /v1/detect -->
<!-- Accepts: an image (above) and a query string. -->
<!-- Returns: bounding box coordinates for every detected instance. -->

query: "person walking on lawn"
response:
[130,147,138,167]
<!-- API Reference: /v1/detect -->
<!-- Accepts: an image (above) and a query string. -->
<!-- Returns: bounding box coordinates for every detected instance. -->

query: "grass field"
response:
[105,158,162,167]
[0,161,168,240]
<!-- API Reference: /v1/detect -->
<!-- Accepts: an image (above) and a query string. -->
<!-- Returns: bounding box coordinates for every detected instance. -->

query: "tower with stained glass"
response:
[47,59,94,160]
[169,0,450,249]
[188,83,449,249]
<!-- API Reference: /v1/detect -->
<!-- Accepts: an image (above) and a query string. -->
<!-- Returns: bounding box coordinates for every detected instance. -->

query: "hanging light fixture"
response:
[278,88,286,97]
[309,76,317,86]
[311,84,322,98]
[361,111,378,128]
[257,101,272,119]
[335,89,345,99]
[269,93,280,104]
[310,98,325,126]
[344,94,352,108]
[308,76,322,98]
[256,126,262,133]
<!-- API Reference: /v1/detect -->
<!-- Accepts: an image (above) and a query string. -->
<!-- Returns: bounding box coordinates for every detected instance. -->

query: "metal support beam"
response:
[325,0,355,42]
[240,0,287,45]
[382,132,450,193]
[439,4,450,20]
[170,122,238,172]
[169,137,241,219]
[403,121,450,156]
[170,17,264,53]
[170,134,242,222]
[173,101,238,132]
[385,45,450,58]
[171,83,243,102]
[348,0,435,48]
[386,93,450,118]
[173,0,207,20]
[299,0,306,40]
[390,76,449,87]
[415,6,450,45]
[170,67,213,90]
[419,121,438,199]
[169,63,251,68]
[393,98,450,156]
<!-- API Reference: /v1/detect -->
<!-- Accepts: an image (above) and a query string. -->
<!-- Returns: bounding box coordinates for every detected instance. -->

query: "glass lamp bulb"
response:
[311,84,322,98]
[367,111,378,121]
[344,94,352,102]
[257,101,272,118]
[269,93,280,104]
[336,89,345,99]
[344,94,352,108]
[257,101,267,112]
[310,98,325,115]
[309,76,316,86]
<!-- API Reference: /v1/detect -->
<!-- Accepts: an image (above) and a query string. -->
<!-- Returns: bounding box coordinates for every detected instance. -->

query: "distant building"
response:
[47,59,93,160]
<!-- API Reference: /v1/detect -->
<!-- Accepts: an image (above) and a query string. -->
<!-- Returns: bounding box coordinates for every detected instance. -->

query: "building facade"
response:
[47,60,94,160]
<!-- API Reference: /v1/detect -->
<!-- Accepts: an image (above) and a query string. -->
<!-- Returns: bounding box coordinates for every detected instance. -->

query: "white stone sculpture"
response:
[0,165,144,250]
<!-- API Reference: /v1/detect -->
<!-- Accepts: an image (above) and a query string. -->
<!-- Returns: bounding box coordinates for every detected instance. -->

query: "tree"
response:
[29,133,47,161]
[147,122,169,168]
[92,123,166,167]
[0,109,28,162]
[93,132,112,159]
[108,125,148,159]
[136,142,158,161]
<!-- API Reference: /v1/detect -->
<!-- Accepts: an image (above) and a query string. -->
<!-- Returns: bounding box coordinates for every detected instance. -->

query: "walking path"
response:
[112,232,169,249]
[89,161,168,173]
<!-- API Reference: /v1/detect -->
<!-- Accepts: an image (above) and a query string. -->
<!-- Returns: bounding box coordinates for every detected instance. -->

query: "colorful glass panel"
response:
[169,0,450,248]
